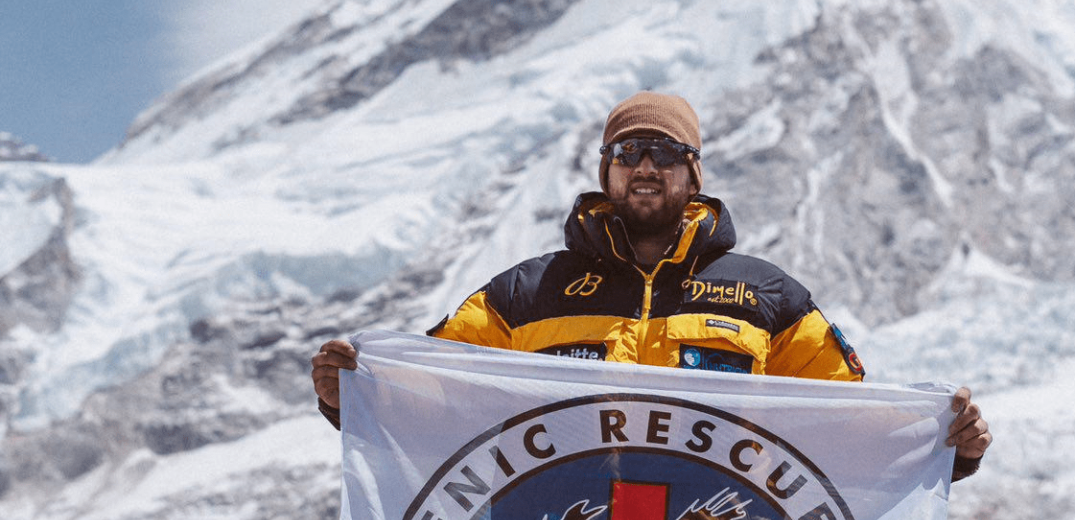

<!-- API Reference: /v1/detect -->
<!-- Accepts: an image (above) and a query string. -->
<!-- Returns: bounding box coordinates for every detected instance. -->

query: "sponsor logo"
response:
[404,395,852,520]
[680,345,754,374]
[685,281,758,307]
[565,272,604,297]
[706,319,741,333]
[537,343,608,361]
[830,324,865,377]
[682,347,704,368]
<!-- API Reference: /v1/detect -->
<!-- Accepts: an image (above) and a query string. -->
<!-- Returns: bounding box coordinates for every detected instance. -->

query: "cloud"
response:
[158,0,325,86]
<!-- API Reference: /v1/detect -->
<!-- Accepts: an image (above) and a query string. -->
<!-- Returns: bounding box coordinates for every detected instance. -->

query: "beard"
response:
[610,186,693,240]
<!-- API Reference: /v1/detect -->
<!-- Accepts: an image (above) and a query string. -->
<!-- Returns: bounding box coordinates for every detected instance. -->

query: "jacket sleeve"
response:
[318,397,342,431]
[766,308,864,381]
[427,288,514,349]
[952,455,982,482]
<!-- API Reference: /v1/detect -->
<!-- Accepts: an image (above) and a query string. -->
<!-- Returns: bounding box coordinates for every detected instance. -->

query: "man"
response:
[312,91,991,480]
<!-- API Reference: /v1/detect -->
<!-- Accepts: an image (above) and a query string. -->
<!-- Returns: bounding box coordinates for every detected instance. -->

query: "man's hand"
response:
[311,339,358,409]
[947,387,992,459]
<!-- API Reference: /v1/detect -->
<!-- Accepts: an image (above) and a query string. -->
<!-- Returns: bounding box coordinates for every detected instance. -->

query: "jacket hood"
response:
[564,192,737,265]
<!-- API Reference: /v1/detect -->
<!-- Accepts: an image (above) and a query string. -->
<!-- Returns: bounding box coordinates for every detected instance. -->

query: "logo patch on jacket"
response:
[705,319,741,333]
[830,324,865,376]
[684,280,759,308]
[679,345,753,374]
[538,343,607,361]
[564,272,603,297]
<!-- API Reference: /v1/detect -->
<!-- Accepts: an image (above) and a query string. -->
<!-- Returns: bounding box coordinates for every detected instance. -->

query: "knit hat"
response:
[599,91,703,193]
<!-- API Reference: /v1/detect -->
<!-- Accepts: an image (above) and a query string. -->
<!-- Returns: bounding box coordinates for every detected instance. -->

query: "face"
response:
[605,152,698,239]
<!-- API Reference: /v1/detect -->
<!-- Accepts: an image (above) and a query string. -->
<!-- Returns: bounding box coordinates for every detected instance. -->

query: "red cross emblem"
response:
[610,482,669,520]
[557,481,738,520]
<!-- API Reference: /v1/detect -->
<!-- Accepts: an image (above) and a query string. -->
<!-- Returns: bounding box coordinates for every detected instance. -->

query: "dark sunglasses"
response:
[599,137,700,167]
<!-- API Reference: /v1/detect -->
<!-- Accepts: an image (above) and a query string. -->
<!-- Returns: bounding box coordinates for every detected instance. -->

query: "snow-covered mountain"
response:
[1,0,1073,518]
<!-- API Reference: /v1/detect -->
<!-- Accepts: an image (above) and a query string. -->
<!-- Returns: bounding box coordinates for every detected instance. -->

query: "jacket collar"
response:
[563,192,737,266]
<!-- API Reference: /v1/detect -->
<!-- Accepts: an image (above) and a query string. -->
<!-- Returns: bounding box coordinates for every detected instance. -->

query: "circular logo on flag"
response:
[404,394,853,520]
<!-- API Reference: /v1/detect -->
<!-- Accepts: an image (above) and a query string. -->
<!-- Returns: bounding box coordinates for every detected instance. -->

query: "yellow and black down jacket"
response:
[430,192,865,382]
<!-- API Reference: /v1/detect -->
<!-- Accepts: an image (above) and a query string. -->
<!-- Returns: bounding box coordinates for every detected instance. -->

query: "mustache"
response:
[627,175,665,188]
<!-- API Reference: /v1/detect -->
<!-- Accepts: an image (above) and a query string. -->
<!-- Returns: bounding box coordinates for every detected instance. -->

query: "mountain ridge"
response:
[1,0,1073,518]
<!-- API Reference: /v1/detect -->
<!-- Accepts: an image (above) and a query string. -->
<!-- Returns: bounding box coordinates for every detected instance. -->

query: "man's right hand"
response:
[311,339,358,409]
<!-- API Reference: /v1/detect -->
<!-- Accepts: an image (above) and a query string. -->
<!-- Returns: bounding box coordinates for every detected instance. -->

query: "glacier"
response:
[1,0,1074,518]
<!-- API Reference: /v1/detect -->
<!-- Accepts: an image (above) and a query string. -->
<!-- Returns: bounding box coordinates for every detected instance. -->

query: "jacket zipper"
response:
[636,261,668,352]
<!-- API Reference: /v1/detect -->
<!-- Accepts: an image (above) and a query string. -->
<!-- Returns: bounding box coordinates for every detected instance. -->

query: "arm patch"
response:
[831,323,865,377]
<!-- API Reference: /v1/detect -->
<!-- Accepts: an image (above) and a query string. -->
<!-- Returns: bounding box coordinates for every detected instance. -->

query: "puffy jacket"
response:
[321,193,993,480]
[429,192,865,381]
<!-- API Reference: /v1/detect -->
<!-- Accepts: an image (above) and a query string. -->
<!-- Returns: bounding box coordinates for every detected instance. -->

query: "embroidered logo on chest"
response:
[564,272,604,297]
[683,280,759,308]
[705,319,741,333]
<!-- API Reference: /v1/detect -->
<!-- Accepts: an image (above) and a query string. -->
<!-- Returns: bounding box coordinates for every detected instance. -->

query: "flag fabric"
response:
[339,330,957,520]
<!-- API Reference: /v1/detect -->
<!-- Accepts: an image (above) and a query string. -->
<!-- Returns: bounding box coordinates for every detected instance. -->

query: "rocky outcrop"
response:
[700,0,1075,325]
[119,0,580,156]
[0,133,49,163]
[0,170,79,339]
[0,295,339,507]
[275,0,580,124]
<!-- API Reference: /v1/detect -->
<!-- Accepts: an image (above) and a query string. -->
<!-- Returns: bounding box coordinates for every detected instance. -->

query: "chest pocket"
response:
[665,314,771,374]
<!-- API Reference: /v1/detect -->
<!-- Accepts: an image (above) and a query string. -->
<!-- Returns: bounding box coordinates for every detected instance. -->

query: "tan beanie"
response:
[599,91,703,193]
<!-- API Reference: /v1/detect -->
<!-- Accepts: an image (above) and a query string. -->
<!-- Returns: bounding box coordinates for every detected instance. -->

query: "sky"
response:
[0,0,323,164]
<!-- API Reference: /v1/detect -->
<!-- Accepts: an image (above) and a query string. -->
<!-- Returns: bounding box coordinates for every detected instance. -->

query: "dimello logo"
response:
[685,281,758,307]
[403,395,853,520]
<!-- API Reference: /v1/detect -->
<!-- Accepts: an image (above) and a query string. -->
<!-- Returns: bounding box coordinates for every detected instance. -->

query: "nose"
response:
[633,154,660,176]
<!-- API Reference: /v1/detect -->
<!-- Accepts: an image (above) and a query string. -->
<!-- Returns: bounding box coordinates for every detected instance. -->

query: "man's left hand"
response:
[946,386,992,459]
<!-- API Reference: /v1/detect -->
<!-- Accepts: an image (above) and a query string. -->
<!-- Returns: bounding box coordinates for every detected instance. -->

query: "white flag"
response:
[339,330,957,520]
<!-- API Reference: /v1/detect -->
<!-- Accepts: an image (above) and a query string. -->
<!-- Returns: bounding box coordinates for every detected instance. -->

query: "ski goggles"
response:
[599,137,700,168]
